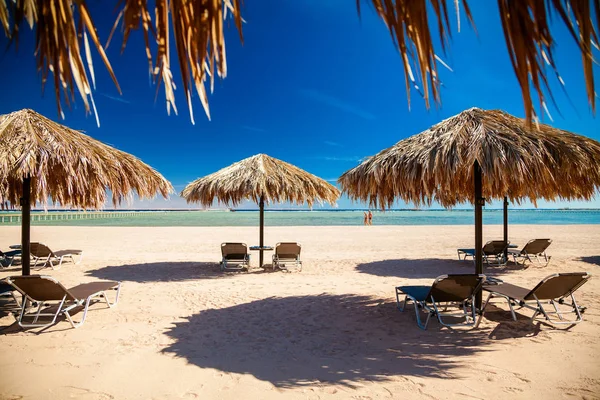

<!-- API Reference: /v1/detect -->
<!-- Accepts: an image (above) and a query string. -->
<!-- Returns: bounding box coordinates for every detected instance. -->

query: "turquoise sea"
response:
[1,209,599,226]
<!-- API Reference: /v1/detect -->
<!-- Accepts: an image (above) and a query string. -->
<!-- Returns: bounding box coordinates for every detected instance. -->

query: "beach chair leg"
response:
[104,283,122,307]
[431,298,478,329]
[542,253,551,267]
[529,295,549,324]
[570,294,584,323]
[414,301,431,330]
[64,286,120,328]
[475,292,494,327]
[16,296,67,329]
[64,298,92,328]
[50,257,63,270]
[31,301,46,324]
[533,294,585,326]
[396,291,431,329]
[395,289,408,311]
[488,292,518,321]
[77,252,83,264]
[469,296,477,323]
[529,307,540,323]
[508,303,518,321]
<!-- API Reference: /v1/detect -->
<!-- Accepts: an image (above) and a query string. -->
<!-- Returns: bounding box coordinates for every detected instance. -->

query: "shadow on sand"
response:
[162,293,494,388]
[86,261,237,283]
[355,258,527,279]
[576,256,600,266]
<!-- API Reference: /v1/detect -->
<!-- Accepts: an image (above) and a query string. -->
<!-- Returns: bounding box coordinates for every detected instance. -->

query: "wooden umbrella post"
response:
[503,196,509,263]
[259,195,265,267]
[21,176,31,276]
[474,162,483,309]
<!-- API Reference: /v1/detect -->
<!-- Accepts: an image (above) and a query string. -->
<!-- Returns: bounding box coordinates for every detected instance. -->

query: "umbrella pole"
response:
[474,162,483,309]
[259,195,264,267]
[21,176,31,276]
[503,196,509,262]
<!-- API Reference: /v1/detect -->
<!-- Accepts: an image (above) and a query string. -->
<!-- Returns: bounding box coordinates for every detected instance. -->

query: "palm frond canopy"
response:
[339,107,600,209]
[0,1,597,124]
[0,109,173,209]
[181,154,340,207]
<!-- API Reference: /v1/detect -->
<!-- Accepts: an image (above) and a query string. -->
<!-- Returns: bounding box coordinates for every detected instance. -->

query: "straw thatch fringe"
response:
[365,0,599,122]
[0,109,173,209]
[2,0,121,126]
[338,107,600,209]
[0,1,597,123]
[0,0,241,125]
[181,154,340,207]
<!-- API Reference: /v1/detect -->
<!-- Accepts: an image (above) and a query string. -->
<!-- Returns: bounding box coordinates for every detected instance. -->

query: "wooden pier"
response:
[0,211,158,224]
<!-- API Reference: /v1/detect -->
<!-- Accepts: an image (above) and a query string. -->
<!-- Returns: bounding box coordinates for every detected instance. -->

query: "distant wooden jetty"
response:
[0,211,163,224]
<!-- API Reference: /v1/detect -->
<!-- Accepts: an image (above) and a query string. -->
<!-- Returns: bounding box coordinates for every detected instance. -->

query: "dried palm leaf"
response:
[0,1,597,125]
[339,107,600,209]
[366,0,599,123]
[181,154,340,207]
[0,109,173,209]
[108,0,243,123]
[2,0,121,126]
[363,0,474,110]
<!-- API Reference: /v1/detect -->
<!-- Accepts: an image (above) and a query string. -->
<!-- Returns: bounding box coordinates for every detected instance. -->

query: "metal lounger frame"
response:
[1,253,18,268]
[220,243,250,271]
[509,239,552,267]
[7,276,121,329]
[272,242,302,272]
[32,252,83,270]
[457,241,510,266]
[479,273,590,326]
[395,274,485,330]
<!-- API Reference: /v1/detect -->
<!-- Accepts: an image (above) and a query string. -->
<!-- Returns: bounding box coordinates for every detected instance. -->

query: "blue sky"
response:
[0,0,598,209]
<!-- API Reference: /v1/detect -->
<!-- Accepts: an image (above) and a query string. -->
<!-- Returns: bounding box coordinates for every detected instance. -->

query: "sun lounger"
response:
[457,240,510,266]
[479,272,591,326]
[220,242,250,271]
[508,238,552,266]
[5,275,121,329]
[30,242,83,270]
[1,249,21,268]
[272,242,302,272]
[396,274,486,330]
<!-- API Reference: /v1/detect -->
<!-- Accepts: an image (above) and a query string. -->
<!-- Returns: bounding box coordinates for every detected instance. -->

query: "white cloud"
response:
[299,89,376,120]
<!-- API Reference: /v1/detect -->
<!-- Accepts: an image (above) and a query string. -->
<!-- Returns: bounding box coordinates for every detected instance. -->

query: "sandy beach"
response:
[1,224,599,399]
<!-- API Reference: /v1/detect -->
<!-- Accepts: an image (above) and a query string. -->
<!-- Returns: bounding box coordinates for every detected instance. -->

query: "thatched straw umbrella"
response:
[0,109,174,275]
[339,107,600,305]
[182,154,340,267]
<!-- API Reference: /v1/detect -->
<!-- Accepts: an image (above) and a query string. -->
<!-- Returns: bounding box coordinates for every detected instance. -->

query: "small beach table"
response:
[249,246,274,268]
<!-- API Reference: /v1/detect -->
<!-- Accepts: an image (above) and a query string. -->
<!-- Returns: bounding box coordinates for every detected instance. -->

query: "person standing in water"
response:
[368,210,373,225]
[363,211,368,225]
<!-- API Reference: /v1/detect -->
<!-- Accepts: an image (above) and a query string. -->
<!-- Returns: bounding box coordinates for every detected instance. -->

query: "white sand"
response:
[1,225,599,400]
